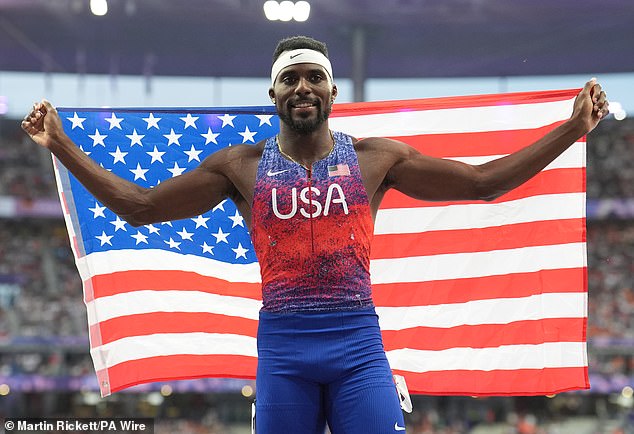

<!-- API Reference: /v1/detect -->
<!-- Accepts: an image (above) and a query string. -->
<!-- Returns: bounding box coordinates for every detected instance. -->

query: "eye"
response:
[281,75,297,85]
[310,73,325,83]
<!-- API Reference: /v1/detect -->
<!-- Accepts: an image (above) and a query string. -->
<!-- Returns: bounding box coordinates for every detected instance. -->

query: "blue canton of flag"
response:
[57,107,279,265]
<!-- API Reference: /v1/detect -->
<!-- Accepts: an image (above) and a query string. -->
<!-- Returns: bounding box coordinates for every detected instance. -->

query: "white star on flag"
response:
[212,227,230,244]
[145,224,160,235]
[201,127,220,145]
[67,112,86,130]
[180,114,199,129]
[239,126,257,143]
[164,237,181,250]
[109,216,127,232]
[146,146,166,164]
[109,146,128,164]
[200,242,214,255]
[228,210,245,228]
[96,231,113,246]
[131,231,149,245]
[105,113,123,130]
[130,163,149,181]
[184,145,203,162]
[143,113,161,129]
[167,162,186,177]
[218,113,236,128]
[164,129,182,146]
[191,215,210,228]
[89,202,106,218]
[126,129,145,146]
[232,242,249,259]
[256,114,274,126]
[89,129,108,146]
[176,228,194,241]
[213,200,226,212]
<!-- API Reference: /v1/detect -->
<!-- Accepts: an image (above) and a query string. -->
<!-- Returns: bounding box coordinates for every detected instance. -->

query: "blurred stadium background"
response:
[1,0,633,432]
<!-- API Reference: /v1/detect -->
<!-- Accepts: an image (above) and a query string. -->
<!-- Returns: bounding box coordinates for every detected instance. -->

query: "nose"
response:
[294,77,311,95]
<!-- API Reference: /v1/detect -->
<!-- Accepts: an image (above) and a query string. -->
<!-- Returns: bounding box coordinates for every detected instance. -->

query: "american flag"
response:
[54,89,588,397]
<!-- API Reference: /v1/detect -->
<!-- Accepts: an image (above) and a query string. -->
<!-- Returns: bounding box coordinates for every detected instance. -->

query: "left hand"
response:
[572,78,609,134]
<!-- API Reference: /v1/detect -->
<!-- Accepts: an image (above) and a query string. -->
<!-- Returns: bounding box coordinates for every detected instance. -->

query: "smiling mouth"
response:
[291,100,318,109]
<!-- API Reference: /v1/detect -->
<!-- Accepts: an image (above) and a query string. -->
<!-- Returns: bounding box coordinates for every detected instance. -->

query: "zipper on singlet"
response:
[307,167,315,253]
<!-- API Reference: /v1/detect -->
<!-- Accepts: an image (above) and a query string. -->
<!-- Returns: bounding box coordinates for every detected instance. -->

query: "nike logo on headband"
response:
[290,52,303,59]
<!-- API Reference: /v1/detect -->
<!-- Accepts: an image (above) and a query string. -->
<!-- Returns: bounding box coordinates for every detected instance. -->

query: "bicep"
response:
[131,158,235,225]
[387,145,485,201]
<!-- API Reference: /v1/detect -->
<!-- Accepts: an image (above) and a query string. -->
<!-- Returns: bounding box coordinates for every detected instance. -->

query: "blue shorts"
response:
[254,308,406,434]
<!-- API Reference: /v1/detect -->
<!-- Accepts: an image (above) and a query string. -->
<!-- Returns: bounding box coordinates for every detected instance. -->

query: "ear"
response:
[268,88,276,103]
[331,84,338,102]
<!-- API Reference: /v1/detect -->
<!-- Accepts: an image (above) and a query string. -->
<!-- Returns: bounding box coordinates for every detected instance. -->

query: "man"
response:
[22,36,608,433]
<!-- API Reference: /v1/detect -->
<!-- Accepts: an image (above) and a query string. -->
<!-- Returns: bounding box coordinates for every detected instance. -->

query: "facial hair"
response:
[278,99,333,135]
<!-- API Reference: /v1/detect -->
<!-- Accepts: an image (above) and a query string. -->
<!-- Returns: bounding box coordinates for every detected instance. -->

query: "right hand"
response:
[21,100,64,149]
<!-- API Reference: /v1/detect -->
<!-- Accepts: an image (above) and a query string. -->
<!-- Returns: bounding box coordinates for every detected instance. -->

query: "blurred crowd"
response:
[587,118,634,198]
[0,125,56,199]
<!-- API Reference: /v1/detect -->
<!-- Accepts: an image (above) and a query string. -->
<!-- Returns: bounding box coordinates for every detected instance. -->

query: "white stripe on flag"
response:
[86,290,262,326]
[91,332,258,371]
[370,242,586,284]
[76,249,262,283]
[376,292,587,330]
[450,141,584,168]
[329,98,574,137]
[374,193,586,235]
[386,342,587,372]
[91,334,585,372]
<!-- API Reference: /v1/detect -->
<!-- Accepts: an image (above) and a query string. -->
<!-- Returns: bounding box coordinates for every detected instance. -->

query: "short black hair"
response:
[272,36,329,64]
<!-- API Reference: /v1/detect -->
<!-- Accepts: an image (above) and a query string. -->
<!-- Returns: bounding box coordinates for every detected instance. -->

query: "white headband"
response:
[270,49,333,85]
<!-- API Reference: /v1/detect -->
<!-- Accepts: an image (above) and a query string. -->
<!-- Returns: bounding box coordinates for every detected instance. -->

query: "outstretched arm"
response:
[384,79,609,202]
[22,100,236,226]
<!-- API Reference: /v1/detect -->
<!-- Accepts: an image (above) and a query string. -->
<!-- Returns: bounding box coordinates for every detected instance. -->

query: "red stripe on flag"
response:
[380,168,584,209]
[371,219,585,258]
[331,89,580,117]
[395,366,589,396]
[86,270,261,302]
[91,312,258,346]
[101,354,257,395]
[382,318,586,352]
[386,122,569,157]
[372,268,586,306]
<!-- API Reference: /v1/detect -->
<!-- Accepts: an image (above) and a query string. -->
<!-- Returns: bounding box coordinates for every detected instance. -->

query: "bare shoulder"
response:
[197,140,265,206]
[200,141,264,174]
[354,136,408,152]
[353,136,410,163]
[348,136,412,205]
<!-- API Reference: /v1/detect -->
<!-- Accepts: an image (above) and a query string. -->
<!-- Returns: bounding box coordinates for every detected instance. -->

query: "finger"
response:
[41,99,55,114]
[584,77,597,96]
[20,120,36,135]
[597,100,610,119]
[591,83,603,103]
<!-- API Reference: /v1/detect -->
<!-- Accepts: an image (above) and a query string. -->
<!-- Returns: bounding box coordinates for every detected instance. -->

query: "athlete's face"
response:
[269,63,337,134]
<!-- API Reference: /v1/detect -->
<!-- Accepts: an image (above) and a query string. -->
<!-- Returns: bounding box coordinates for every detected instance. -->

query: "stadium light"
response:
[610,101,627,121]
[294,1,310,22]
[278,1,294,21]
[90,0,108,16]
[0,96,7,115]
[263,1,311,22]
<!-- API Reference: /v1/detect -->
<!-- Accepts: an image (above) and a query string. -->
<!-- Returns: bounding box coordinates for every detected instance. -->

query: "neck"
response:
[277,125,334,169]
